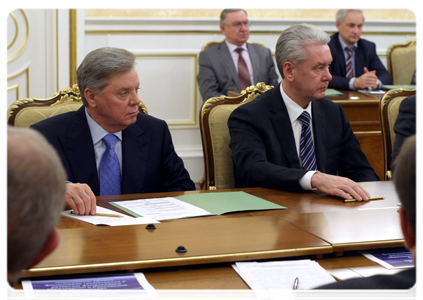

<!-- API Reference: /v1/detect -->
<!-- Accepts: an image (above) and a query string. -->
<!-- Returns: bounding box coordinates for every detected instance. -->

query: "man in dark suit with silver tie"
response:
[197,9,279,101]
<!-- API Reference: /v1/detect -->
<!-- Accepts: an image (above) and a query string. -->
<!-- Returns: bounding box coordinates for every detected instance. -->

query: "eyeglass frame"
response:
[222,20,251,30]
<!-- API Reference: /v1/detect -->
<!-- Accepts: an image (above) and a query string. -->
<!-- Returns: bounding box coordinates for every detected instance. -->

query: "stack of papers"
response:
[62,206,159,226]
[111,192,286,221]
[233,260,336,295]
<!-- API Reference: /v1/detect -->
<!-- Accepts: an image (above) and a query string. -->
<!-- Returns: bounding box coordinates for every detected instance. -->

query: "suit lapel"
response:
[269,89,302,169]
[311,100,326,173]
[218,42,241,89]
[59,107,100,195]
[121,118,149,194]
[247,43,259,84]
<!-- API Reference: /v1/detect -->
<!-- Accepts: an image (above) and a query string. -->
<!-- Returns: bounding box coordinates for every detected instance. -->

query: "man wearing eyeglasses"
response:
[197,9,279,101]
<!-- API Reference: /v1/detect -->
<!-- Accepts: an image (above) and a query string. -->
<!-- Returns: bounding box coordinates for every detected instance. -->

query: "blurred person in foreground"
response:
[317,135,416,289]
[8,126,67,285]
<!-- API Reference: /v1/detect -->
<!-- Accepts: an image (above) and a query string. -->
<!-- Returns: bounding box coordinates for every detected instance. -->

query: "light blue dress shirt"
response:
[85,108,123,178]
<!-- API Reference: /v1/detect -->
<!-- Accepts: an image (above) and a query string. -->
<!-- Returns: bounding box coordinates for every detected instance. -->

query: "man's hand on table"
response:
[311,172,370,201]
[65,182,96,215]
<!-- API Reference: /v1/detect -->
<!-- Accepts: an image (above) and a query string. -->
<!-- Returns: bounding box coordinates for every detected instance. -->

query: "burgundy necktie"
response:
[235,48,251,89]
[345,47,354,78]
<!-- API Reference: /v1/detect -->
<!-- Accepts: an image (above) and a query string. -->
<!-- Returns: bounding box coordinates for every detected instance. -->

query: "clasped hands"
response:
[353,67,379,90]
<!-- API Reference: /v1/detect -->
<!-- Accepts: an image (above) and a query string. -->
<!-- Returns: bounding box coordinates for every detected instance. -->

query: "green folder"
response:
[174,191,286,215]
[325,89,344,96]
[383,85,416,90]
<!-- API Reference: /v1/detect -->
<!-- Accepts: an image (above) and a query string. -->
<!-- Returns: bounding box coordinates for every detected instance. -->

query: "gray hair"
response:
[7,126,66,278]
[336,9,365,24]
[76,47,135,106]
[393,135,416,235]
[220,9,248,24]
[275,24,330,79]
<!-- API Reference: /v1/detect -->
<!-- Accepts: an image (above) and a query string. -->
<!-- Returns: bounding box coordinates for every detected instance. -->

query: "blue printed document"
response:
[359,247,415,269]
[22,273,156,293]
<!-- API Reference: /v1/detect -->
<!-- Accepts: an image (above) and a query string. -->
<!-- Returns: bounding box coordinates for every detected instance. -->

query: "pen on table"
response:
[343,196,384,203]
[70,211,123,218]
[293,277,299,290]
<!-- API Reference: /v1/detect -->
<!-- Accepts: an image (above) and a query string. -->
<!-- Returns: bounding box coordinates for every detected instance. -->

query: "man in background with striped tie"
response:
[328,9,392,90]
[197,9,279,101]
[228,24,379,201]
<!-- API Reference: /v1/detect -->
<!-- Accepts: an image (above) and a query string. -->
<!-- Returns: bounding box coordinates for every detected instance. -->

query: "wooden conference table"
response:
[19,181,404,289]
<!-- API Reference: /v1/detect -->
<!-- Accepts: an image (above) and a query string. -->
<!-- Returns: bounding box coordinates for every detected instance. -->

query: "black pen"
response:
[293,277,299,290]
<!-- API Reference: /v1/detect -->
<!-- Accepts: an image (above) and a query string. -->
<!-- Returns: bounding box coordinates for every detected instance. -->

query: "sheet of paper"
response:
[358,89,386,95]
[233,260,336,296]
[383,85,416,90]
[359,247,415,269]
[22,272,157,297]
[325,88,344,96]
[174,192,286,215]
[111,197,212,220]
[61,206,159,226]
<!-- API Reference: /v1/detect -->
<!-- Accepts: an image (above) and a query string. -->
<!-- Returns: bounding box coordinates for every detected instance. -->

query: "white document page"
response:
[233,260,336,293]
[112,197,212,220]
[61,206,159,226]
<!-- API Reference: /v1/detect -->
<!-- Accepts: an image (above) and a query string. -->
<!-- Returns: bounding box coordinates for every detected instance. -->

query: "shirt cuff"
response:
[299,171,318,190]
[349,78,356,90]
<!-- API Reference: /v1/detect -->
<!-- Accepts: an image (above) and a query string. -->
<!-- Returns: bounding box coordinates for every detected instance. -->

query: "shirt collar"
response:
[225,40,248,53]
[338,35,357,51]
[84,108,122,145]
[280,83,312,124]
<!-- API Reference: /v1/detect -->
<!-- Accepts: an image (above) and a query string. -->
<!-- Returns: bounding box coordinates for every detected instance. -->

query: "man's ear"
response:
[283,61,295,82]
[27,228,60,269]
[399,207,416,250]
[84,88,97,108]
[335,21,341,30]
[220,24,226,35]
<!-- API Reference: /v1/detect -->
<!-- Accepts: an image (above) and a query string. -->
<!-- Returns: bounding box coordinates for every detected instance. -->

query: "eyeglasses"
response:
[223,21,250,30]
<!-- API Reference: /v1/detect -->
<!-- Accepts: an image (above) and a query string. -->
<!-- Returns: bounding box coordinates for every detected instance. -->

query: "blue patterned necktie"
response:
[100,134,121,196]
[298,111,318,171]
[345,46,354,78]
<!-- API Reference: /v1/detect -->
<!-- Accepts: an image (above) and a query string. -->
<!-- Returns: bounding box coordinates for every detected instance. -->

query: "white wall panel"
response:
[83,17,416,184]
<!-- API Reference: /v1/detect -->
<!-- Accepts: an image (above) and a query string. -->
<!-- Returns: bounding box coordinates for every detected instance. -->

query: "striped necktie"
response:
[345,46,354,78]
[298,111,318,171]
[235,48,251,90]
[99,134,121,196]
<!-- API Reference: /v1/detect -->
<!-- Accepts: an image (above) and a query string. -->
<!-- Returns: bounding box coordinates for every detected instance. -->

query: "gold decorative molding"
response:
[7,9,29,62]
[7,12,18,50]
[7,85,19,102]
[69,9,78,86]
[7,67,29,99]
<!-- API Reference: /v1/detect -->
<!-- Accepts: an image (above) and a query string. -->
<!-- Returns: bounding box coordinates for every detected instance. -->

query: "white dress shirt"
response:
[225,40,255,86]
[280,84,317,190]
[85,108,123,177]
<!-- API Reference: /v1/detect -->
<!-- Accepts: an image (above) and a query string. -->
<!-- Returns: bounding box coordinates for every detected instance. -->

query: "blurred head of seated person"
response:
[7,126,66,285]
[327,9,392,90]
[316,135,416,289]
[228,23,379,201]
[30,47,195,216]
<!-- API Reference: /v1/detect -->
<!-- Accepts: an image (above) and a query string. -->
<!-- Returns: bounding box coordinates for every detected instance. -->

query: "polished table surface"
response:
[21,181,403,282]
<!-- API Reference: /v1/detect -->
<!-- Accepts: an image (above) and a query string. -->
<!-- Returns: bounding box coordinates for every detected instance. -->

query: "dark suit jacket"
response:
[31,107,195,195]
[392,95,416,164]
[295,264,420,300]
[228,87,379,191]
[197,41,279,101]
[328,32,392,90]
